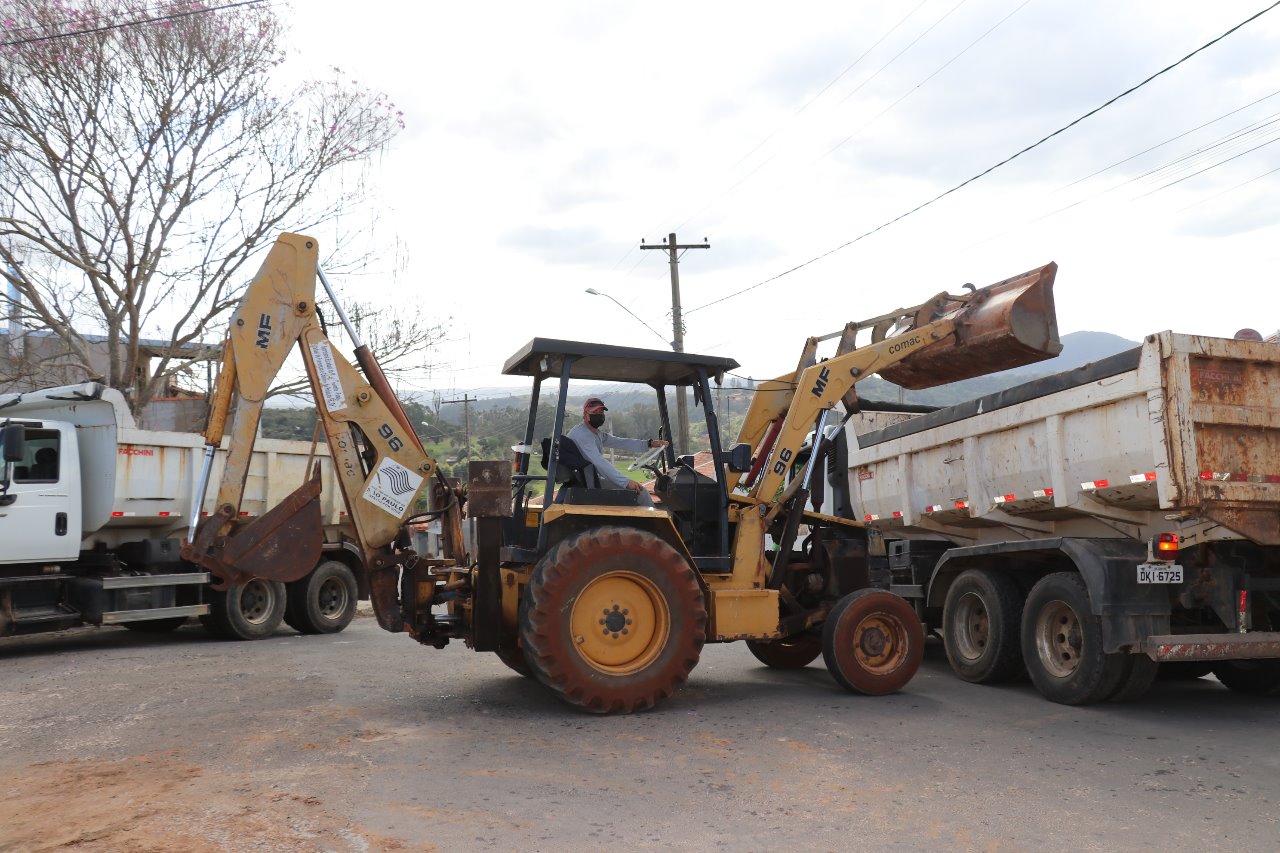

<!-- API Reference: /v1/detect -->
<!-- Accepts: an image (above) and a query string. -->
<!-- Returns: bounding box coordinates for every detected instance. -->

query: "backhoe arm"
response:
[181,234,456,633]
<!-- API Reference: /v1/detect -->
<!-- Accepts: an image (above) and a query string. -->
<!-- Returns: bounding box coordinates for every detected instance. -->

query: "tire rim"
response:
[240,579,275,625]
[849,610,912,676]
[1034,598,1082,678]
[570,571,670,675]
[951,591,990,663]
[316,576,350,620]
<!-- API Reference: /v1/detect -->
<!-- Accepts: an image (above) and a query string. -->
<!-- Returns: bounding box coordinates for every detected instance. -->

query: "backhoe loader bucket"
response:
[183,463,325,591]
[879,263,1061,389]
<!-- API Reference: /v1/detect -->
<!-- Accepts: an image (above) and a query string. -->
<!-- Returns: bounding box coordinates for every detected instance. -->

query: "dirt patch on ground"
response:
[0,753,429,853]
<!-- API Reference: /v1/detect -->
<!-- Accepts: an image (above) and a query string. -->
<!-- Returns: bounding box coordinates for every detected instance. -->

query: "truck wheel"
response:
[1020,573,1127,705]
[821,590,923,695]
[204,578,286,641]
[746,632,822,669]
[519,526,706,714]
[1108,654,1159,702]
[942,569,1025,684]
[122,617,189,633]
[1211,659,1280,695]
[284,560,358,634]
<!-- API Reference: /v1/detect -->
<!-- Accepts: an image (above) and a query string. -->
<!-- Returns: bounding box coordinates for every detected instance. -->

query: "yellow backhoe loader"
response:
[184,232,1060,713]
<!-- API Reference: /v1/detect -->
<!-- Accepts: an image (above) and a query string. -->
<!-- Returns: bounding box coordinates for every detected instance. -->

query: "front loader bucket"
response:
[880,263,1061,389]
[183,463,324,591]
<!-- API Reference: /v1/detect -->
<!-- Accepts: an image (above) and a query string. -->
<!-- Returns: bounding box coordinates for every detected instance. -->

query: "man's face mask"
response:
[588,413,605,428]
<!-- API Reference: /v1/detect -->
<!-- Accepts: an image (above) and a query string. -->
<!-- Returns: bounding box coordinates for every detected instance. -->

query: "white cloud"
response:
[286,0,1280,389]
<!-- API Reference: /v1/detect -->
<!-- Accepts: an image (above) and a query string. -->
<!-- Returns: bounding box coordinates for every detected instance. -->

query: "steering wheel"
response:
[628,444,667,472]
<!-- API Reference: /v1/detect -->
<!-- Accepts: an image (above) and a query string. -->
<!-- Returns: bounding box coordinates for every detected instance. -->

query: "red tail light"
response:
[1155,533,1179,557]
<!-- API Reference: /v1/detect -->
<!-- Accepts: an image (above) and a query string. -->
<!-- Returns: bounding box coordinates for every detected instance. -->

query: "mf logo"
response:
[810,366,831,398]
[255,313,272,349]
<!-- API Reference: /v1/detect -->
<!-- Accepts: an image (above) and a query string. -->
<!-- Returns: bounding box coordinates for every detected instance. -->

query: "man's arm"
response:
[567,424,632,489]
[599,432,650,454]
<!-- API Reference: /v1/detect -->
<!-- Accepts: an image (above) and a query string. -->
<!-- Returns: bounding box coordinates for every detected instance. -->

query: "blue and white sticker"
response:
[362,457,423,518]
[309,341,346,413]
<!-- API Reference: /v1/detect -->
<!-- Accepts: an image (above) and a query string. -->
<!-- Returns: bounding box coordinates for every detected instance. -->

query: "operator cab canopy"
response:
[502,338,739,386]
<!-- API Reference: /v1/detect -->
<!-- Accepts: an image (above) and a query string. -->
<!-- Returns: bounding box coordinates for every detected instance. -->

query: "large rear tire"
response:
[1108,654,1159,702]
[284,560,358,635]
[746,632,823,669]
[821,590,923,695]
[1212,659,1280,695]
[204,578,286,641]
[520,527,706,714]
[1020,573,1127,705]
[942,569,1025,684]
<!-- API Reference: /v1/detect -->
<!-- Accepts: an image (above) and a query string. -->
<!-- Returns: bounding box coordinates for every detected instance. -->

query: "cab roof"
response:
[502,338,739,386]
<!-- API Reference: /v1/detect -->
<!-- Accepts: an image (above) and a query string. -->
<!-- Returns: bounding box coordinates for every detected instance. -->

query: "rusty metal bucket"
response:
[880,263,1061,390]
[182,463,325,590]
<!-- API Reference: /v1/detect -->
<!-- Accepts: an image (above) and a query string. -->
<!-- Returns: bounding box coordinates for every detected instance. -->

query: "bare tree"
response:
[0,0,411,414]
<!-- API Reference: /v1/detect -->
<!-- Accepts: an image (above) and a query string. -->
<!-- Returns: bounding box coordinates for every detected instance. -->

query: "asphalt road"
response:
[1,613,1276,853]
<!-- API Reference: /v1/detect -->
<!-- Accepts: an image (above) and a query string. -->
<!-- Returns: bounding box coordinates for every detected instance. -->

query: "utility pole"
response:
[641,232,708,454]
[441,394,475,465]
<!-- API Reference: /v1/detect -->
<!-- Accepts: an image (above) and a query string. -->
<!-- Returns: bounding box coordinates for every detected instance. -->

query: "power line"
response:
[0,0,268,48]
[685,0,1280,317]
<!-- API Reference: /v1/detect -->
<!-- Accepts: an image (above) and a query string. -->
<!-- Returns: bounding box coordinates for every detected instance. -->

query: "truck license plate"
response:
[1137,563,1182,584]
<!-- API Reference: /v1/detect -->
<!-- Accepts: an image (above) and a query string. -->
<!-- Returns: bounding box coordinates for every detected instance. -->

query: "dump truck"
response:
[0,383,365,640]
[184,232,1063,713]
[837,332,1280,703]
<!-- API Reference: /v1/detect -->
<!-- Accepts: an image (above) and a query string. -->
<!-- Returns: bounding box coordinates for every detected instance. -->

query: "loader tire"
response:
[519,527,705,714]
[942,569,1025,684]
[1021,573,1127,705]
[746,633,822,669]
[1212,659,1280,695]
[204,578,286,641]
[822,589,923,695]
[285,560,358,635]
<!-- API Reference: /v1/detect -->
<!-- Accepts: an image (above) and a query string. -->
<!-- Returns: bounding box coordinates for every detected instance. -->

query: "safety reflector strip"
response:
[1128,472,1157,484]
[1200,471,1280,483]
[892,511,903,518]
[1080,479,1110,490]
[954,500,969,509]
[865,514,879,521]
[924,504,944,513]
[1033,488,1054,498]
[110,511,135,517]
[156,511,180,517]
[992,494,1017,504]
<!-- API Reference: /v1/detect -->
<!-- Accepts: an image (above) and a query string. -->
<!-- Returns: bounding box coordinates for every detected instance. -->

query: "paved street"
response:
[0,612,1276,852]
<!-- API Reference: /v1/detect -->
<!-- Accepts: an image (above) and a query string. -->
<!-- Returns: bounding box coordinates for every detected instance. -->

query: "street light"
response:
[584,289,671,348]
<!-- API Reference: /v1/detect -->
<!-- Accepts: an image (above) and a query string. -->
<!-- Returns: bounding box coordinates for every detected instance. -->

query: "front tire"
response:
[204,578,286,641]
[285,560,358,635]
[821,590,923,695]
[1021,573,1127,705]
[746,632,823,669]
[520,527,706,714]
[942,569,1025,684]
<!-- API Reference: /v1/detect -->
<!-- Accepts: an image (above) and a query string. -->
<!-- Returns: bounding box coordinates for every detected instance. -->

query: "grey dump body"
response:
[844,332,1280,665]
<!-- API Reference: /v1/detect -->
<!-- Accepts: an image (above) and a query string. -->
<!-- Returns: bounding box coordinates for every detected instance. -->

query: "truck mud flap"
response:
[880,263,1061,389]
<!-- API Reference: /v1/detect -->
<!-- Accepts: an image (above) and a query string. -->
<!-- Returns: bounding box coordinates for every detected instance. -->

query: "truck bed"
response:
[846,332,1280,546]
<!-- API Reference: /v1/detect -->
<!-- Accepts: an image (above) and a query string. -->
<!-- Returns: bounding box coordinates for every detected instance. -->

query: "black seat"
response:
[540,435,598,488]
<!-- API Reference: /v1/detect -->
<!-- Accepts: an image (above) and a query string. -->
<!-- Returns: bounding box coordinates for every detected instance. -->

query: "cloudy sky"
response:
[287,1,1280,395]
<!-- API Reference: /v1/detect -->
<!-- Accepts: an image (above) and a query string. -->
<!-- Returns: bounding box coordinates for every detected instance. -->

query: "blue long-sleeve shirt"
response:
[566,421,649,489]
